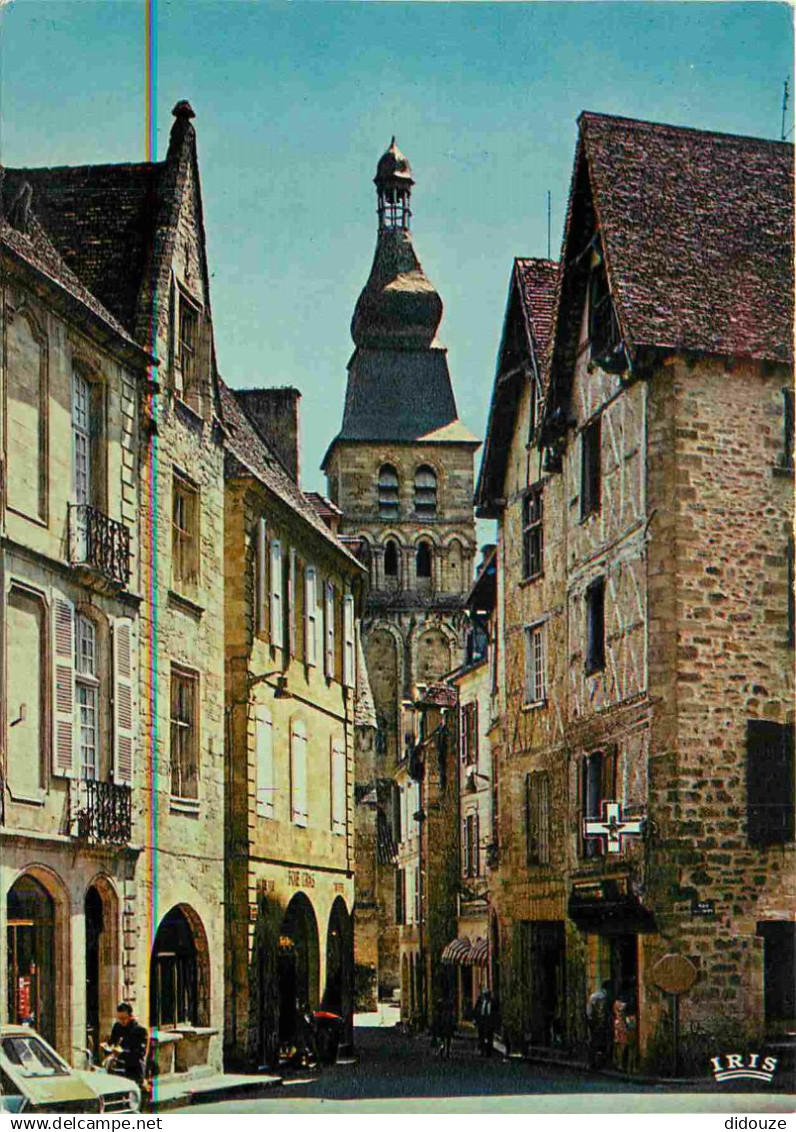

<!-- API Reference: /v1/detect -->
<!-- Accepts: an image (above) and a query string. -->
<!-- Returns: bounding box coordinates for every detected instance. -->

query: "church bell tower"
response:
[323,140,479,1001]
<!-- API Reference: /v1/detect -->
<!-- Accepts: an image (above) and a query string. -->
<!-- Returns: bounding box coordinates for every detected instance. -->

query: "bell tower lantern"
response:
[375,138,414,232]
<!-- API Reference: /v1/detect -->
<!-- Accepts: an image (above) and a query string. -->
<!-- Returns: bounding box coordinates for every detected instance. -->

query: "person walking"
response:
[435,994,456,1060]
[586,980,613,1070]
[473,987,495,1057]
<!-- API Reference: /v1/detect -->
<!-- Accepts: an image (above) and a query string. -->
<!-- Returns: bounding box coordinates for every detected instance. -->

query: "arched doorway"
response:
[278,894,319,1047]
[323,898,353,1046]
[7,875,56,1045]
[85,879,120,1053]
[150,905,210,1028]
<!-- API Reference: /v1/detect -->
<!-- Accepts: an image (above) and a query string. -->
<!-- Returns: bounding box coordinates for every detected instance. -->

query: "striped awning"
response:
[441,936,471,964]
[465,937,488,967]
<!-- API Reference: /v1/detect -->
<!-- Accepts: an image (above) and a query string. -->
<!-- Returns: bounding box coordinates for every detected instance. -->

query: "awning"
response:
[441,936,471,964]
[465,937,488,967]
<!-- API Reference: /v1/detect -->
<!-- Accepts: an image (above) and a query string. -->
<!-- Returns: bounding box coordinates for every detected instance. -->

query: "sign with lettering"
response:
[288,869,316,888]
[691,899,715,918]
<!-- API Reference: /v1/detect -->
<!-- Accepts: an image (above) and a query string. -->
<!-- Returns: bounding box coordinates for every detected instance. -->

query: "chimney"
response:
[235,387,302,483]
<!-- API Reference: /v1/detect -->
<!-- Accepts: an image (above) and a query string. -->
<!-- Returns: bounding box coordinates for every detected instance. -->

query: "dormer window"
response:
[588,250,624,371]
[378,464,400,518]
[414,465,437,516]
[176,286,202,404]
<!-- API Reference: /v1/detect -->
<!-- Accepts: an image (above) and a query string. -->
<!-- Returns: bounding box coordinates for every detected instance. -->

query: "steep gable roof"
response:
[219,378,364,570]
[3,163,163,338]
[574,113,793,366]
[475,258,559,517]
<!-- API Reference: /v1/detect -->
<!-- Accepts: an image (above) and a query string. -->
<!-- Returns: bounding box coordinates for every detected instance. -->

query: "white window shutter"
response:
[305,566,318,666]
[256,517,267,635]
[331,736,346,835]
[270,539,283,647]
[112,617,135,785]
[291,719,308,826]
[342,594,355,688]
[288,548,297,657]
[324,581,335,678]
[52,595,77,777]
[255,707,274,818]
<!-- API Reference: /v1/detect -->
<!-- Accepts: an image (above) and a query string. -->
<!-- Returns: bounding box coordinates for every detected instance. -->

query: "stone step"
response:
[150,1072,283,1111]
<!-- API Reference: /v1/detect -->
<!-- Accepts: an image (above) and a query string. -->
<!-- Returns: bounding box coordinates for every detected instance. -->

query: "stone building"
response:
[221,381,371,1069]
[477,114,794,1071]
[442,548,499,1026]
[3,102,230,1077]
[322,140,479,1001]
[0,176,149,1060]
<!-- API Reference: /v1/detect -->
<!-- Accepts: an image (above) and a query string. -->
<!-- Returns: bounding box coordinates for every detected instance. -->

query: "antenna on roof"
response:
[781,78,790,141]
[547,190,552,260]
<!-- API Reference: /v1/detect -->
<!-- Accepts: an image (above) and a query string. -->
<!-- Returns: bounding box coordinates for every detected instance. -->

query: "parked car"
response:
[0,1026,140,1114]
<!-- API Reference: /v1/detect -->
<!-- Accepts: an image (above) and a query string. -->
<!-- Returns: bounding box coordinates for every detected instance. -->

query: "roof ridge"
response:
[578,109,793,150]
[6,161,164,175]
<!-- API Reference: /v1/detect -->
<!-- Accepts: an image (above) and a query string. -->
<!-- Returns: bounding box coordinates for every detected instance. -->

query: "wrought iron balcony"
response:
[69,504,131,586]
[70,779,132,845]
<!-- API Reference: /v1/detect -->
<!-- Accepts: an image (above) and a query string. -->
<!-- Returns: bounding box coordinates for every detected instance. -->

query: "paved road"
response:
[189,1026,794,1114]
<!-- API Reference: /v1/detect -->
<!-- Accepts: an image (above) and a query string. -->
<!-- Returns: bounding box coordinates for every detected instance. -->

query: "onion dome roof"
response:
[351,228,443,349]
[375,137,414,186]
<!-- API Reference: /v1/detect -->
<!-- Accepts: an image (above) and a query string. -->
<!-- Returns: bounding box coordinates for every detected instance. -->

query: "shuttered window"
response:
[305,566,318,665]
[288,548,297,656]
[255,707,274,819]
[52,595,77,777]
[290,718,309,827]
[343,594,356,688]
[747,720,795,845]
[460,701,478,764]
[395,868,405,925]
[331,736,346,835]
[525,771,551,865]
[324,582,335,679]
[112,618,134,786]
[255,517,267,635]
[270,539,284,648]
[463,811,480,877]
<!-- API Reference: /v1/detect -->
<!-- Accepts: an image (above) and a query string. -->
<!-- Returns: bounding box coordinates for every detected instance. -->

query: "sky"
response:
[0,0,793,510]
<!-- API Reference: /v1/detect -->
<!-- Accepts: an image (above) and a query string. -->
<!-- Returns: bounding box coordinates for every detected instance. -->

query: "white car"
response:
[0,1026,140,1114]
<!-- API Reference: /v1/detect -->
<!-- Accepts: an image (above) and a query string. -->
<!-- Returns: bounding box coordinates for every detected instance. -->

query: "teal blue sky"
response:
[1,1,793,498]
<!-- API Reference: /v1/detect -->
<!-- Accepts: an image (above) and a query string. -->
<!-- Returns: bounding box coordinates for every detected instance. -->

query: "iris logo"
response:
[710,1053,778,1083]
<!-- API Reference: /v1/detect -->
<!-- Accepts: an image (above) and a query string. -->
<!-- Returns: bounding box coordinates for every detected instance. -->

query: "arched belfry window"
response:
[416,540,433,580]
[378,464,400,518]
[384,539,399,578]
[414,466,437,516]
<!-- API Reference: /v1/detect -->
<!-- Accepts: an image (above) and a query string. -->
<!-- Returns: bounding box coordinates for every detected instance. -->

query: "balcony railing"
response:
[69,504,131,586]
[70,779,132,844]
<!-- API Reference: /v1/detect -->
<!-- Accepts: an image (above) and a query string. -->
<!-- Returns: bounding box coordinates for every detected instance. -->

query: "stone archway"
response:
[150,904,210,1028]
[278,893,320,1046]
[84,877,120,1054]
[6,868,70,1056]
[323,897,354,1046]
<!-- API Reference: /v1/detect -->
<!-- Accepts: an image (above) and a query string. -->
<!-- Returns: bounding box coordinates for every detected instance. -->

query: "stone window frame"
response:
[377,463,400,519]
[169,663,200,807]
[71,355,109,515]
[5,581,49,802]
[4,293,50,526]
[171,469,201,595]
[413,464,438,517]
[174,282,203,407]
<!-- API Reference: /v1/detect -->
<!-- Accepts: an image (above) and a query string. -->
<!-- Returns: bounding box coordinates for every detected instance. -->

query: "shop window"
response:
[580,418,601,519]
[747,720,794,845]
[170,667,199,801]
[522,484,544,580]
[585,577,606,675]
